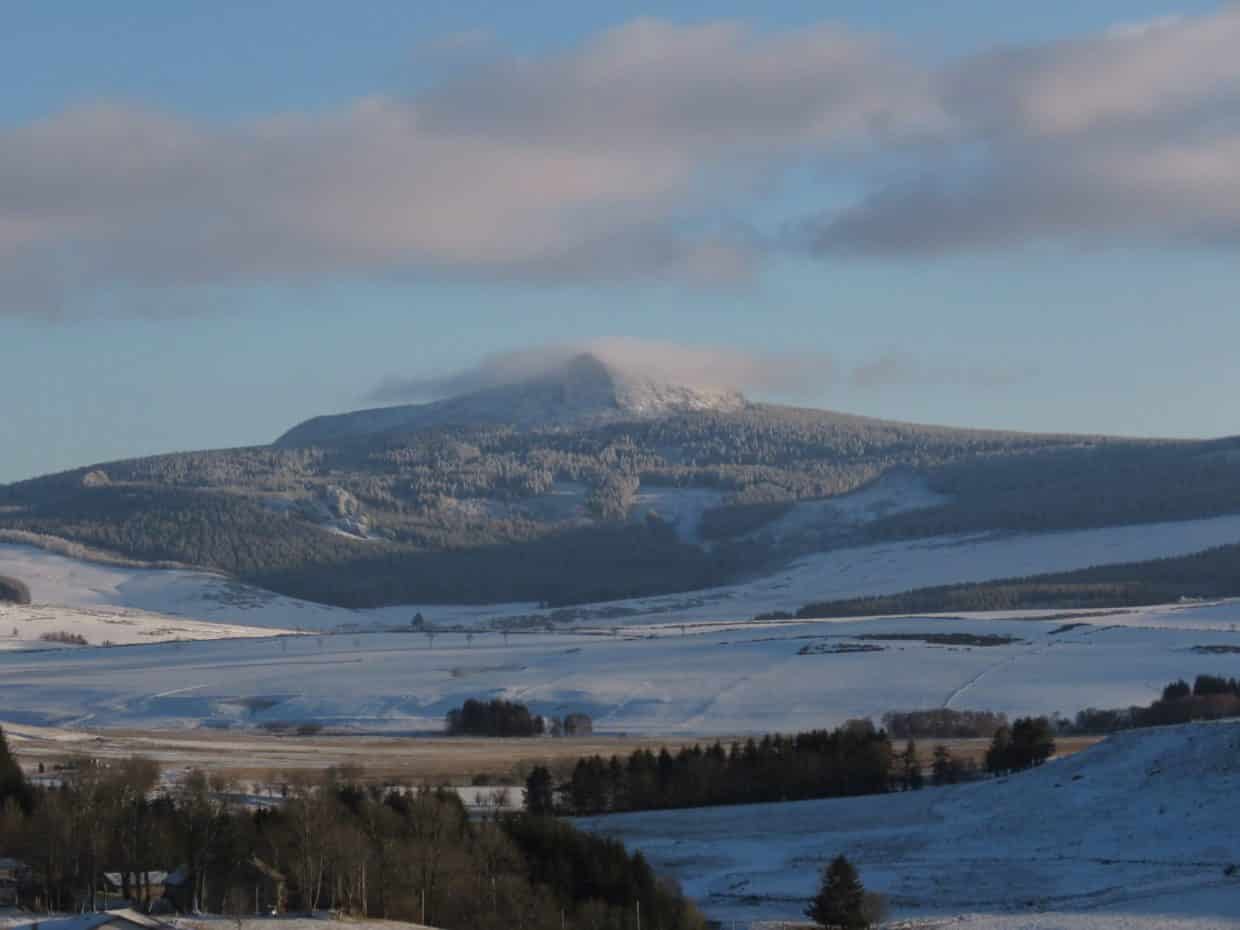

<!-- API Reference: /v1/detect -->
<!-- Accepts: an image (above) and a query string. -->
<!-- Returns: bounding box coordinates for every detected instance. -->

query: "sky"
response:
[4,1,1240,482]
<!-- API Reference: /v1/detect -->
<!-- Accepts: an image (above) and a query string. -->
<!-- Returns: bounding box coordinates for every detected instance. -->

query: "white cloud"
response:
[9,8,1240,315]
[0,19,932,317]
[811,5,1240,254]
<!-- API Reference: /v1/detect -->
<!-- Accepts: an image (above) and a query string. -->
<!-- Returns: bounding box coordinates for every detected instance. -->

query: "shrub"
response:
[39,630,87,645]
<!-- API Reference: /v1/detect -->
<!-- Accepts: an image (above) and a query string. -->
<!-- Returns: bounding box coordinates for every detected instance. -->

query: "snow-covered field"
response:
[5,510,1240,635]
[1,600,1238,732]
[579,721,1240,928]
[0,543,360,632]
[0,602,293,651]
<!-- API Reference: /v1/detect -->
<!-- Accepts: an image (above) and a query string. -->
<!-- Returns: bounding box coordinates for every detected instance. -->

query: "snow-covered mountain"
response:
[276,352,747,446]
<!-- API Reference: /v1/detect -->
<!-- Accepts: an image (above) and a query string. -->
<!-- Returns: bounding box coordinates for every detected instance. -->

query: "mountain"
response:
[276,353,747,446]
[3,358,1240,608]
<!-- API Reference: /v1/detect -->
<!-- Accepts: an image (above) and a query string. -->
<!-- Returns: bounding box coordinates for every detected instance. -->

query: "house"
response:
[99,872,168,910]
[163,857,286,915]
[9,909,174,930]
[0,858,31,908]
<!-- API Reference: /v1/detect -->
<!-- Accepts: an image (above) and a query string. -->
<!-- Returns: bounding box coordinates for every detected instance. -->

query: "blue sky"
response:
[3,2,1240,482]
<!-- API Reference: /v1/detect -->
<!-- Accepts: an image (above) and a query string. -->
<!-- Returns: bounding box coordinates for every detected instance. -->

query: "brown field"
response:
[5,719,1106,789]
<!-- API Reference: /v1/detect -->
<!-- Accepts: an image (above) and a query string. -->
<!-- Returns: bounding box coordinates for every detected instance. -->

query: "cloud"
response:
[9,8,1240,315]
[368,339,1025,404]
[848,352,1037,390]
[368,339,839,402]
[0,19,932,318]
[810,6,1240,254]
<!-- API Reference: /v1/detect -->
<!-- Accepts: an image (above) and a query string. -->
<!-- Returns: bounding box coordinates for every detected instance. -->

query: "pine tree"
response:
[932,744,957,785]
[525,765,555,815]
[0,725,32,813]
[902,739,923,790]
[805,854,869,929]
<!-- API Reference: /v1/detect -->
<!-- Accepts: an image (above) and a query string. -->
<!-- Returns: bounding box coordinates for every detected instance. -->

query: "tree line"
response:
[0,728,703,930]
[795,542,1240,620]
[527,722,895,816]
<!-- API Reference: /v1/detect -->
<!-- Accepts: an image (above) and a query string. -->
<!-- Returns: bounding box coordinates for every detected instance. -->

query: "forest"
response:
[1069,674,1240,733]
[0,728,703,930]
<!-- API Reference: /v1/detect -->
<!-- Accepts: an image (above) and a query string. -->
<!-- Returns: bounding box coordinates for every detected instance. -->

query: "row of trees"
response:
[530,723,895,816]
[0,728,704,930]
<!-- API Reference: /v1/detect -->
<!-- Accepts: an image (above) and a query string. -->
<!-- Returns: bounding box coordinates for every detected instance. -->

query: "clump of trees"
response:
[985,717,1056,774]
[805,854,885,929]
[539,723,895,816]
[0,574,31,605]
[446,699,545,737]
[1071,674,1240,733]
[0,741,705,930]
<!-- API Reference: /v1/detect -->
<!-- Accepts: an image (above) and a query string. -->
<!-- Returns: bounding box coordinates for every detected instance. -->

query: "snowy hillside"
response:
[580,721,1240,927]
[0,602,291,650]
[1,600,1238,732]
[5,509,1240,636]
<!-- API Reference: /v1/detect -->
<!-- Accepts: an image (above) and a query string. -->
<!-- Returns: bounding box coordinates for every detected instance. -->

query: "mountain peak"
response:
[275,352,747,446]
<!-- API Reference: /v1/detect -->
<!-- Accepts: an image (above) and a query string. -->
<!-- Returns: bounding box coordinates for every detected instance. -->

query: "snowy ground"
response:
[578,721,1240,928]
[5,510,1240,635]
[1,600,1238,732]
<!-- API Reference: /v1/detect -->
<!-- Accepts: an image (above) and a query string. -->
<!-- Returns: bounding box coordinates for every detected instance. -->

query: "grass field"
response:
[4,719,1103,788]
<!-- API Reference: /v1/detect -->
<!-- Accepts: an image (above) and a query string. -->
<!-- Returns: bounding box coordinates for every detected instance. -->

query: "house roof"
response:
[9,908,173,930]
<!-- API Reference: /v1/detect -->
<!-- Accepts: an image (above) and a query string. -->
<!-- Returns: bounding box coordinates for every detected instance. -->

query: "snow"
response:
[578,721,1240,927]
[1,602,1238,733]
[754,471,949,542]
